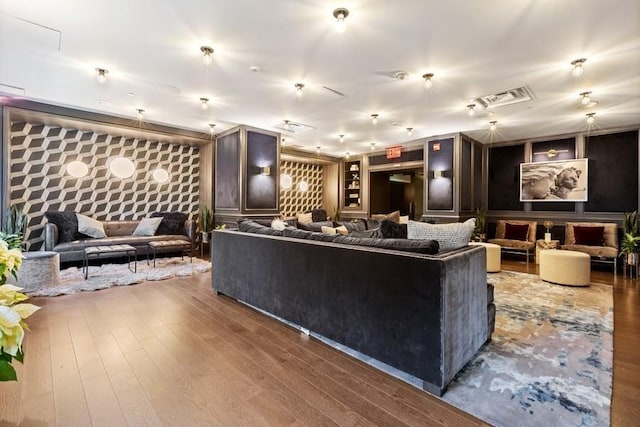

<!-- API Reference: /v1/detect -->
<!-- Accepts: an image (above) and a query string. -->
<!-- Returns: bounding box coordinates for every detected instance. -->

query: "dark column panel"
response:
[427,138,454,210]
[215,131,240,209]
[488,144,524,211]
[245,131,278,210]
[585,131,638,212]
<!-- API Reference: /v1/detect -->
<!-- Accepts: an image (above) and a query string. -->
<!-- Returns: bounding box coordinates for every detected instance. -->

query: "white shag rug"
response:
[28,257,211,297]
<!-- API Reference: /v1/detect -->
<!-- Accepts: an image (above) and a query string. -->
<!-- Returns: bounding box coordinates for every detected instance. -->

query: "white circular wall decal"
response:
[298,180,308,192]
[153,168,169,183]
[110,157,135,179]
[280,173,292,190]
[66,160,89,177]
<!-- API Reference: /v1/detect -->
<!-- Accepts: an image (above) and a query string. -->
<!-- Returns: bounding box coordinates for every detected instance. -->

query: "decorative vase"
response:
[626,252,639,266]
[201,231,210,244]
[544,232,551,242]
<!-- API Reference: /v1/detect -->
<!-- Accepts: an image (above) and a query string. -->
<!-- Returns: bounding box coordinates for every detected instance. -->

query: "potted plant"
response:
[198,205,213,244]
[472,208,486,242]
[621,210,640,266]
[0,204,28,250]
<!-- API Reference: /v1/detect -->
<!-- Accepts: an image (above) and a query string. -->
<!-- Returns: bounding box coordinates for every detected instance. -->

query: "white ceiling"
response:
[1,0,639,156]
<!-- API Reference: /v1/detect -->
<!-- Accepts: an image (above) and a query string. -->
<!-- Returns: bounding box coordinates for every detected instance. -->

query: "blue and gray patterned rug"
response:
[443,270,613,427]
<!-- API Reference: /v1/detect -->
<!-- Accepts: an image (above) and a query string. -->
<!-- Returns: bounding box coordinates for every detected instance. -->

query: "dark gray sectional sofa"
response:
[212,220,493,396]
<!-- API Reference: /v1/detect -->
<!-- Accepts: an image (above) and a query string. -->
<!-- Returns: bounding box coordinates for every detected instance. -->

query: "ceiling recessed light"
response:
[127,92,135,97]
[250,65,261,72]
[96,100,111,106]
[394,71,410,80]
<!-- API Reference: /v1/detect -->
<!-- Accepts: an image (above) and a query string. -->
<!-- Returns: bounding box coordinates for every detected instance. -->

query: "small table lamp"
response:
[543,220,554,242]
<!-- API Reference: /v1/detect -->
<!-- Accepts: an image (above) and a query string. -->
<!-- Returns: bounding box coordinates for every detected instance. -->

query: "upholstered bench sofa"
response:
[212,220,492,396]
[43,211,196,263]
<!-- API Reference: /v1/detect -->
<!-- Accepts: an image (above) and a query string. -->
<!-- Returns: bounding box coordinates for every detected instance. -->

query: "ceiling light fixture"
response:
[95,68,108,84]
[406,127,413,136]
[571,58,586,77]
[422,73,434,89]
[586,112,596,124]
[371,114,379,125]
[283,119,291,131]
[333,7,349,33]
[136,109,145,120]
[489,120,497,131]
[370,142,376,150]
[208,123,216,135]
[200,97,209,110]
[345,151,350,159]
[580,91,592,106]
[316,145,321,154]
[200,46,214,65]
[294,83,305,97]
[339,134,345,143]
[281,137,286,146]
[467,104,476,116]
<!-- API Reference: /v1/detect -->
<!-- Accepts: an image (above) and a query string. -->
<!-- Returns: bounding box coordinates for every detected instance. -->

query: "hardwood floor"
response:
[0,259,638,426]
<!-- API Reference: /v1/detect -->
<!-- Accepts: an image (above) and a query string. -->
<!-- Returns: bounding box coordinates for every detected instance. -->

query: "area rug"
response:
[443,270,613,427]
[28,257,211,297]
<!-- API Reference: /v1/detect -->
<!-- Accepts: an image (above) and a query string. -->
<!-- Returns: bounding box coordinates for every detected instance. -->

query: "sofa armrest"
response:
[184,220,196,243]
[44,223,59,250]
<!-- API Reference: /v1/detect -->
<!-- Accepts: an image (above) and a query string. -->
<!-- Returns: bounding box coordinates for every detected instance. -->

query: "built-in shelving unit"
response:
[344,159,361,209]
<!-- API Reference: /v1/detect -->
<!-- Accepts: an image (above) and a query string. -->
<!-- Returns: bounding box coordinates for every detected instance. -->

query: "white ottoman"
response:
[469,242,501,273]
[539,249,590,286]
[15,251,61,292]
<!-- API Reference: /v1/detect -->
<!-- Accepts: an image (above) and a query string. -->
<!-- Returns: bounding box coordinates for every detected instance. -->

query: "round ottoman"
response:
[15,251,61,292]
[539,249,590,286]
[469,242,501,273]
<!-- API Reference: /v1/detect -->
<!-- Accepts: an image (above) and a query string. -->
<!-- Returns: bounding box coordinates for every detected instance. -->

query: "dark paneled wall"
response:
[10,121,199,249]
[488,144,524,211]
[215,131,240,209]
[585,131,638,212]
[427,138,454,210]
[245,131,278,210]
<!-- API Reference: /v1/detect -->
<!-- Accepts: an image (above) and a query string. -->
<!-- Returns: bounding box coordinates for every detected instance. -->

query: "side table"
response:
[536,239,559,264]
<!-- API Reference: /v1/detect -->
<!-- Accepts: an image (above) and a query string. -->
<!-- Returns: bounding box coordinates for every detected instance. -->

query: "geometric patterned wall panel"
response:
[279,160,323,218]
[9,121,199,249]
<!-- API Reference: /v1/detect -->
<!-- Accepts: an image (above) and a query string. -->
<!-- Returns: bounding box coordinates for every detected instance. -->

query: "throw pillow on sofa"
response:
[407,218,475,252]
[132,217,163,236]
[296,212,313,225]
[150,212,188,235]
[371,210,400,223]
[45,211,82,243]
[76,213,107,238]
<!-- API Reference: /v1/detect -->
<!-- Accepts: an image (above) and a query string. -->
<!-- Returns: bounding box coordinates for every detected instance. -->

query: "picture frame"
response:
[519,158,588,202]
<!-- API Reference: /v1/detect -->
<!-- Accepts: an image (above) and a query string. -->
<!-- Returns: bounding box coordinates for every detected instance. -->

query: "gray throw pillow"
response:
[407,218,476,251]
[76,213,107,238]
[132,217,163,236]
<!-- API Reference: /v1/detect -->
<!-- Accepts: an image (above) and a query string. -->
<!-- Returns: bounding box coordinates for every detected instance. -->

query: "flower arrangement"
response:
[0,239,39,381]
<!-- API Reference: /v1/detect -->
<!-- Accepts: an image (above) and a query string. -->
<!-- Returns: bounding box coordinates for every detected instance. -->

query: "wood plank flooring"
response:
[0,259,638,426]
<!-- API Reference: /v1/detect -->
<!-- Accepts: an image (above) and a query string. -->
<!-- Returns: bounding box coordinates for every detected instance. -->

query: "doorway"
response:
[369,168,424,220]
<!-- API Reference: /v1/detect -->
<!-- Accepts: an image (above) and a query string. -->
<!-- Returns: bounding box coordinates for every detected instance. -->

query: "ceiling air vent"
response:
[274,120,315,134]
[470,86,535,110]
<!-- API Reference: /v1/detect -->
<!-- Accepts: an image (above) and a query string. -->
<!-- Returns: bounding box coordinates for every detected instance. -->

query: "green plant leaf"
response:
[0,359,17,381]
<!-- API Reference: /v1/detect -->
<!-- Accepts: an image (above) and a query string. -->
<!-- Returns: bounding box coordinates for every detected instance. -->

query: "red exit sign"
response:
[386,146,402,159]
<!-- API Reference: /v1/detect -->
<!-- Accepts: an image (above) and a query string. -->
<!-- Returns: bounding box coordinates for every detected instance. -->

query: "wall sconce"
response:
[259,166,271,176]
[433,170,444,179]
[152,168,169,183]
[333,7,349,33]
[200,46,214,65]
[109,157,135,179]
[67,160,89,178]
[95,68,108,84]
[430,169,450,179]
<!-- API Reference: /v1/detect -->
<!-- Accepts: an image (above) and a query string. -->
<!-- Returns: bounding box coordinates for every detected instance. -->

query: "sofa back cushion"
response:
[103,221,140,236]
[407,218,475,252]
[297,220,334,232]
[333,235,439,254]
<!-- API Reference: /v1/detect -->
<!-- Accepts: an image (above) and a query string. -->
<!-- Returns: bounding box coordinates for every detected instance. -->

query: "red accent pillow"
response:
[573,226,604,246]
[504,223,529,241]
